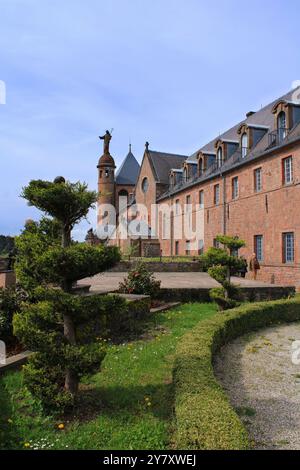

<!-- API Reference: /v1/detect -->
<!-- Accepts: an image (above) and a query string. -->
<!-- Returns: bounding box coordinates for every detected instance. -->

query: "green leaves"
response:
[201,235,246,309]
[119,261,161,298]
[14,218,61,293]
[15,177,121,412]
[37,244,120,285]
[21,179,97,229]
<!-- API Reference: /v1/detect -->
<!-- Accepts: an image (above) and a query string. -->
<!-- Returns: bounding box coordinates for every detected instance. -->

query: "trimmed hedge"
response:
[173,297,300,450]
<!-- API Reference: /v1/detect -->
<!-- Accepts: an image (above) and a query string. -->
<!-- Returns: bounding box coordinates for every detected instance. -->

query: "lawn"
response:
[0,302,217,450]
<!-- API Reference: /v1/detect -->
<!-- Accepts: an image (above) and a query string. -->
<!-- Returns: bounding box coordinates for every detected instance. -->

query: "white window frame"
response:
[283,156,293,185]
[254,235,264,262]
[232,177,239,199]
[283,232,294,263]
[254,168,262,192]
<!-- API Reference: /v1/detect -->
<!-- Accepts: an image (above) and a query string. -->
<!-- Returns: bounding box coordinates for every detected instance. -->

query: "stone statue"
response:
[99,130,112,154]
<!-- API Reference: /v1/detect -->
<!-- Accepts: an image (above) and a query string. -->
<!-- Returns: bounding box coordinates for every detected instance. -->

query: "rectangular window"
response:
[254,235,263,262]
[214,184,220,205]
[186,240,191,255]
[175,241,179,256]
[232,177,239,199]
[254,168,262,192]
[283,156,293,185]
[283,232,294,263]
[198,239,204,255]
[175,199,180,215]
[199,190,204,209]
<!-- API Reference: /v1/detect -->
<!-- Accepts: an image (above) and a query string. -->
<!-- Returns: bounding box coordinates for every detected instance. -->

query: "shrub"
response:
[201,235,245,310]
[209,287,239,310]
[119,261,161,298]
[0,288,26,344]
[14,218,62,293]
[13,178,121,412]
[173,297,300,450]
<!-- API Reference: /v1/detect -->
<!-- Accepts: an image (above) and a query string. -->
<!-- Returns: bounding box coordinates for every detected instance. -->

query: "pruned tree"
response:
[202,235,246,310]
[13,178,120,410]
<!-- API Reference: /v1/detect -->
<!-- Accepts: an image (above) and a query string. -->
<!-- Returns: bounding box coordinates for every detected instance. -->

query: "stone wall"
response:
[0,271,16,289]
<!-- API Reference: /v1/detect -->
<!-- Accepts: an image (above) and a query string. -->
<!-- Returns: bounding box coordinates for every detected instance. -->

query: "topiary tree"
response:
[201,235,246,310]
[14,217,62,294]
[13,178,120,410]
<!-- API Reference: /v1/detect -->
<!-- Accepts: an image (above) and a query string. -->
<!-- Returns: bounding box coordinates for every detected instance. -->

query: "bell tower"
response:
[97,131,116,225]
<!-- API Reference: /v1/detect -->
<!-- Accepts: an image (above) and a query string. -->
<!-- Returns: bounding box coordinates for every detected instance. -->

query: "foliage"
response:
[119,261,161,298]
[21,180,97,231]
[209,287,239,310]
[1,302,217,450]
[173,297,300,450]
[124,244,139,261]
[14,218,61,293]
[0,288,26,344]
[36,243,120,285]
[0,235,15,256]
[201,235,246,310]
[13,178,120,412]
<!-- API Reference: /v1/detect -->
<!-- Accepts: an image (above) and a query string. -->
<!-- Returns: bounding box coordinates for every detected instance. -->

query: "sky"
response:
[0,0,300,239]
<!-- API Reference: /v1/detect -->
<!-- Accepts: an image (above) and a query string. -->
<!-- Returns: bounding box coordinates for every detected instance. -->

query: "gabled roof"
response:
[116,147,140,185]
[148,150,187,184]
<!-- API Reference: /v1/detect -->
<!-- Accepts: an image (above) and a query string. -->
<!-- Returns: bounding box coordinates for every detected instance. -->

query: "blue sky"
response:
[0,0,299,239]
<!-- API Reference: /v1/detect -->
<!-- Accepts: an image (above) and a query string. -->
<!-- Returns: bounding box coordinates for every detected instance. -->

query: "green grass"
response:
[0,302,217,450]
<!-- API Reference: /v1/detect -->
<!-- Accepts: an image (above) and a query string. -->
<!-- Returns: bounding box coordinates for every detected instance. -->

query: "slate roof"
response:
[190,87,300,159]
[116,148,140,185]
[147,150,188,184]
[157,86,300,200]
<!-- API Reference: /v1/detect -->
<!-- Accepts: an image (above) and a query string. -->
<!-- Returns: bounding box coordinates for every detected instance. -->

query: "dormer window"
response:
[277,111,287,143]
[241,133,248,158]
[217,147,222,168]
[183,167,188,182]
[199,158,204,176]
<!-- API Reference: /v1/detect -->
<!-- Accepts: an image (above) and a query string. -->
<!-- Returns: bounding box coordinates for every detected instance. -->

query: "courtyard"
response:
[78,272,283,294]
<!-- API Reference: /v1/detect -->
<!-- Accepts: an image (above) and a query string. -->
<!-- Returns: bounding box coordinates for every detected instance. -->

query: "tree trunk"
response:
[62,226,71,248]
[61,225,79,396]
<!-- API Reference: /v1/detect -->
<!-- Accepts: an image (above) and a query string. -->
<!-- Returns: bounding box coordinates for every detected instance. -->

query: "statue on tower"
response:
[99,130,112,154]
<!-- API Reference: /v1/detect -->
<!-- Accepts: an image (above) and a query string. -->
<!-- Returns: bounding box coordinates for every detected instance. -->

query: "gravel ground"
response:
[214,323,300,450]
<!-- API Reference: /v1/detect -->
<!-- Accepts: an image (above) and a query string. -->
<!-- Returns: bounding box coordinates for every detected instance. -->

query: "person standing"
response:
[249,253,260,280]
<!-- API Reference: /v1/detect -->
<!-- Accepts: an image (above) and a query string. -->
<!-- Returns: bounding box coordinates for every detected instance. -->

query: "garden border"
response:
[173,297,300,450]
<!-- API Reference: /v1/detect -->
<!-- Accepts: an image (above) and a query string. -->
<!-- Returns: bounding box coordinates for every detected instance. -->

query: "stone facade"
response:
[97,87,300,289]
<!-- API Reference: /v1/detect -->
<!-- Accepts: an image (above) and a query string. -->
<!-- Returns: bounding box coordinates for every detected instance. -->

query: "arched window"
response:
[217,147,222,168]
[277,111,287,142]
[142,177,149,193]
[241,133,248,158]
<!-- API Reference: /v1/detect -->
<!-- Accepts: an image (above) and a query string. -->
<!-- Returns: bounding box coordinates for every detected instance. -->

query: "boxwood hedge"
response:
[173,297,300,450]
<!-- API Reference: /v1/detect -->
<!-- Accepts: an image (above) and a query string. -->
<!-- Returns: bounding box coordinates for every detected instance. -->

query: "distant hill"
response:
[0,235,15,256]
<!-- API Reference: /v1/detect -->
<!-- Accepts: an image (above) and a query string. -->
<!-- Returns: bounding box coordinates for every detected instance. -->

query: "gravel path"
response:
[214,323,300,450]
